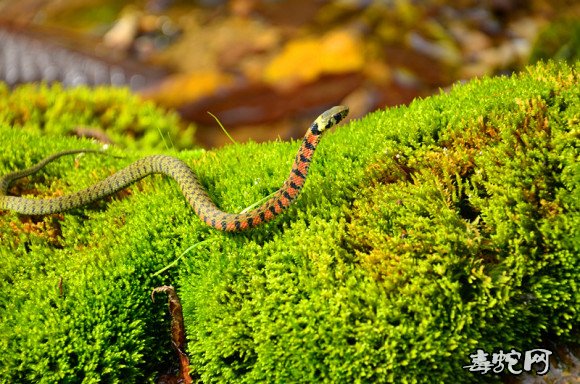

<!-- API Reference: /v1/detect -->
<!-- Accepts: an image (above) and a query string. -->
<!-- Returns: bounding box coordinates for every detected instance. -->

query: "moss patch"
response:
[180,61,578,383]
[0,82,195,151]
[0,61,578,383]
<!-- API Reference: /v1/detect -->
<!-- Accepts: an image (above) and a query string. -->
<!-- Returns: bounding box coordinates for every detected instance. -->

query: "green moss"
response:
[0,61,578,383]
[181,61,579,383]
[530,18,580,64]
[0,82,196,151]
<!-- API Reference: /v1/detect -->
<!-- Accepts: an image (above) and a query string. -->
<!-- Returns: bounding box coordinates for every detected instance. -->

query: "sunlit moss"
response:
[0,61,577,383]
[0,82,196,151]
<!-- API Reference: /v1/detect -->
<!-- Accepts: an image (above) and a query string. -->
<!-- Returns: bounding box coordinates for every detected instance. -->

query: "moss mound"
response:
[180,61,578,383]
[0,82,195,150]
[0,61,578,383]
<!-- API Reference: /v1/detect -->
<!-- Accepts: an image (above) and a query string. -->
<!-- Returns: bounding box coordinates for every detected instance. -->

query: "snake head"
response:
[311,105,349,134]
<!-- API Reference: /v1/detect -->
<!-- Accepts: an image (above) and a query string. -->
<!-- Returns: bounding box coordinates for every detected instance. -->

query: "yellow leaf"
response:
[264,30,364,87]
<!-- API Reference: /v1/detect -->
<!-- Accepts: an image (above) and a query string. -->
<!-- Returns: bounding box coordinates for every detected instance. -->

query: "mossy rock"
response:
[0,61,578,383]
[0,82,196,150]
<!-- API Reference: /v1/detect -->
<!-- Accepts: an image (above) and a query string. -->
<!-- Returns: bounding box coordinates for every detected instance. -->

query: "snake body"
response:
[0,106,349,232]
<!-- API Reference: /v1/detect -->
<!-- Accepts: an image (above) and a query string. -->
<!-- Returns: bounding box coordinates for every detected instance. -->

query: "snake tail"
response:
[0,105,349,231]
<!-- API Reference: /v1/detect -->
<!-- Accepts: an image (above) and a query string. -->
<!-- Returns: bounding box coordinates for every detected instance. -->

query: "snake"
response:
[0,106,349,232]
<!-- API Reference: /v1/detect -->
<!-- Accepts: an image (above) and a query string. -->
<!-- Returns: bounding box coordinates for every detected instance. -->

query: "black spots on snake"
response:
[292,168,305,179]
[310,122,321,135]
[303,141,315,151]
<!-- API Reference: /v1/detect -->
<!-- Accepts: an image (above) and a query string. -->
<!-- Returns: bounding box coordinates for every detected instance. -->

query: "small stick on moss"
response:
[58,276,64,298]
[152,285,193,384]
[72,126,113,144]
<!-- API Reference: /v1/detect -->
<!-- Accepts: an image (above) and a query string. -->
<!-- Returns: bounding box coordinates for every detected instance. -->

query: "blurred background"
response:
[0,0,578,147]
